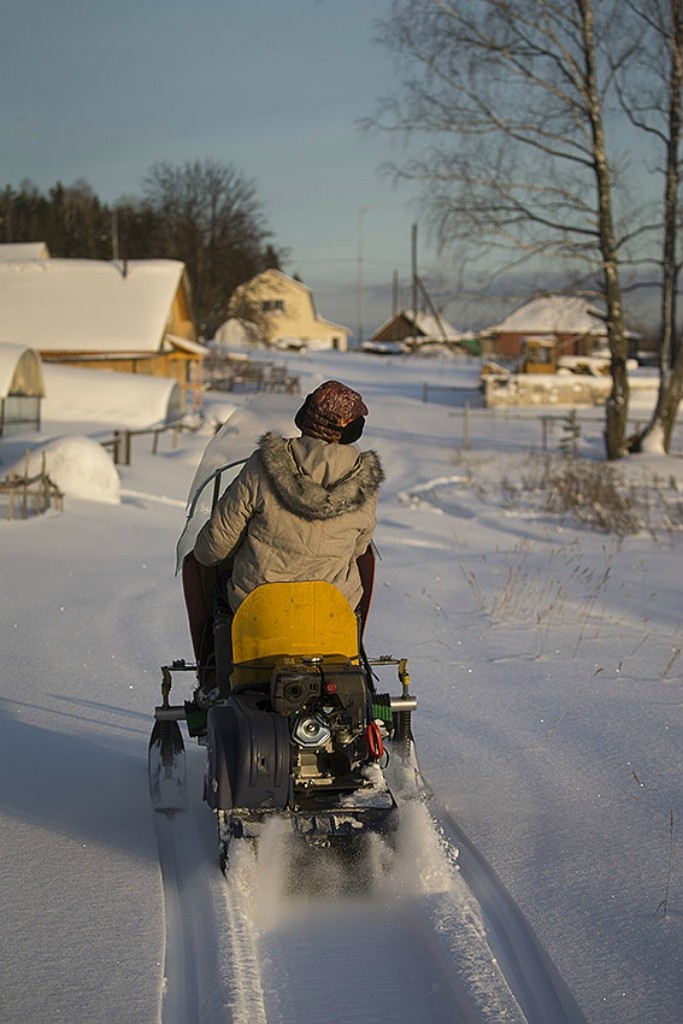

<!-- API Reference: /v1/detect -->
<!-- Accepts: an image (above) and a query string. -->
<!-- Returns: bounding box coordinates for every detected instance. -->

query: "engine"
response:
[270,656,369,789]
[203,659,375,813]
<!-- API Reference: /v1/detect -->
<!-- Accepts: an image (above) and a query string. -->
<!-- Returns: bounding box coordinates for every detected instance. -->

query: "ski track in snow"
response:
[151,753,587,1024]
[120,487,188,508]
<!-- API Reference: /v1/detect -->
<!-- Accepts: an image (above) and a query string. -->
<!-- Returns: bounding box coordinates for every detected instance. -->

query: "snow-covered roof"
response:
[373,309,461,341]
[0,343,45,399]
[484,295,607,336]
[0,242,49,261]
[0,258,188,352]
[165,334,209,356]
[41,364,183,428]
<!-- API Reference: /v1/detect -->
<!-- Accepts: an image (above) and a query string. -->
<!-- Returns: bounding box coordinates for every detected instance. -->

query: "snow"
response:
[484,295,607,336]
[1,349,681,1024]
[6,434,121,503]
[639,421,667,456]
[212,319,261,350]
[0,241,49,261]
[41,363,184,427]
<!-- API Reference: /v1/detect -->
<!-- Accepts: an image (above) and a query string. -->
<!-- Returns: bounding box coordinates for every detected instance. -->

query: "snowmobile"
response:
[148,394,417,870]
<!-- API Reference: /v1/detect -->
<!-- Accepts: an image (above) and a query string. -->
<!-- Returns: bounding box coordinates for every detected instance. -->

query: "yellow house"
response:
[0,258,206,411]
[228,269,349,351]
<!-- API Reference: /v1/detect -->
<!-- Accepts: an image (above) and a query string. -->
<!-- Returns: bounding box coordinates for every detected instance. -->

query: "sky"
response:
[1,0,666,340]
[0,0,452,337]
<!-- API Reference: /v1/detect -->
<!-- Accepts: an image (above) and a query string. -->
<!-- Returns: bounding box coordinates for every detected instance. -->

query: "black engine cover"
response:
[271,658,368,731]
[205,693,290,812]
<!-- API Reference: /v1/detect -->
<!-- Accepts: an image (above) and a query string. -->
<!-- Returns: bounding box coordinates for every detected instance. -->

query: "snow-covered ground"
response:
[1,350,681,1024]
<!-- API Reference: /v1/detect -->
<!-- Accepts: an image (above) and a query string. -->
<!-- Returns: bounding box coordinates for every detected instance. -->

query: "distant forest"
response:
[0,159,284,337]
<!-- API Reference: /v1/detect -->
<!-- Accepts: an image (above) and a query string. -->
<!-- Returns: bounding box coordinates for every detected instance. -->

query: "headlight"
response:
[292,714,331,749]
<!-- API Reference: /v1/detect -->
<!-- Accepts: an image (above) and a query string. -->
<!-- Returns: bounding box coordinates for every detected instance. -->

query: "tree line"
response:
[0,159,284,339]
[367,0,683,458]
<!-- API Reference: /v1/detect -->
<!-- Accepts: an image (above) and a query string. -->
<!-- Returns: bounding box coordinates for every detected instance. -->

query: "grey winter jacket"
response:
[193,432,384,612]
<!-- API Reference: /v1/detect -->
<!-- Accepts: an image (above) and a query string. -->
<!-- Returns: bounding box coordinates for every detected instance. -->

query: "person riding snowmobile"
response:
[192,380,384,697]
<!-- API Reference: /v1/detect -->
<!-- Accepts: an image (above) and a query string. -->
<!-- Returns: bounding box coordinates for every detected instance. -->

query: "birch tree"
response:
[615,0,683,454]
[368,0,641,458]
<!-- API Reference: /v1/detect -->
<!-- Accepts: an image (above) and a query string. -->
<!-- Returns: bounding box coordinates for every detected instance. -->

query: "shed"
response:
[0,344,45,436]
[371,309,461,348]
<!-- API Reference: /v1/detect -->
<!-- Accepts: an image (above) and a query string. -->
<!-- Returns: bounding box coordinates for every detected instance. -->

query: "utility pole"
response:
[411,223,418,322]
[357,204,371,346]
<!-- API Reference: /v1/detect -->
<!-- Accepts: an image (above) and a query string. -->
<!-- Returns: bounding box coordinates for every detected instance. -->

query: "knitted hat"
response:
[294,380,368,443]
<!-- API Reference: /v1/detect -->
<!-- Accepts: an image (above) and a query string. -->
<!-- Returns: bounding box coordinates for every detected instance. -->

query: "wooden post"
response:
[40,452,48,514]
[22,450,29,518]
[463,401,471,450]
[152,429,160,455]
[124,431,132,465]
[113,430,121,465]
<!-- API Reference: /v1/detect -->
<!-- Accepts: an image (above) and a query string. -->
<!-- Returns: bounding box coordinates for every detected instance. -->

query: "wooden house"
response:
[0,258,205,411]
[227,269,350,351]
[481,295,608,360]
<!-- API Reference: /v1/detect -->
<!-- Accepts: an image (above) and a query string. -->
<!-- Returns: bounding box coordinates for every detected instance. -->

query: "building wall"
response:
[168,275,197,341]
[490,331,606,359]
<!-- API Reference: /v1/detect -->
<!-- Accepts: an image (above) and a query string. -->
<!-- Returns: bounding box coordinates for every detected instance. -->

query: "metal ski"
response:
[148,667,186,812]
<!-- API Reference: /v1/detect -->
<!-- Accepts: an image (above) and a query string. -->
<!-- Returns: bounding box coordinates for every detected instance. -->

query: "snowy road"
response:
[152,748,586,1024]
[4,351,681,1024]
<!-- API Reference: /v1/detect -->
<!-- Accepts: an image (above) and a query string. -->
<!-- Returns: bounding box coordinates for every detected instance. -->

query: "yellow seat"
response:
[230,581,359,688]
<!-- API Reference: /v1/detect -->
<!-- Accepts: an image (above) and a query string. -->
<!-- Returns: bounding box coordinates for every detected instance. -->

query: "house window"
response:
[262,299,285,313]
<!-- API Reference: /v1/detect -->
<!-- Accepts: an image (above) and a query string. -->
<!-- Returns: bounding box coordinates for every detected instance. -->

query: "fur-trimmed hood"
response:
[194,431,383,612]
[258,432,384,521]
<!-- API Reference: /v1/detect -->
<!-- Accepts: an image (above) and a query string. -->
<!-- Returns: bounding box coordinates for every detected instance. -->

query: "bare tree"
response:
[141,159,281,337]
[614,0,683,453]
[367,0,645,458]
[0,162,285,340]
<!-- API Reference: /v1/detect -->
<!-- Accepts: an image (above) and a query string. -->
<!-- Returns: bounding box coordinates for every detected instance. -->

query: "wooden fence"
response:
[101,419,198,467]
[207,359,300,395]
[0,451,64,520]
